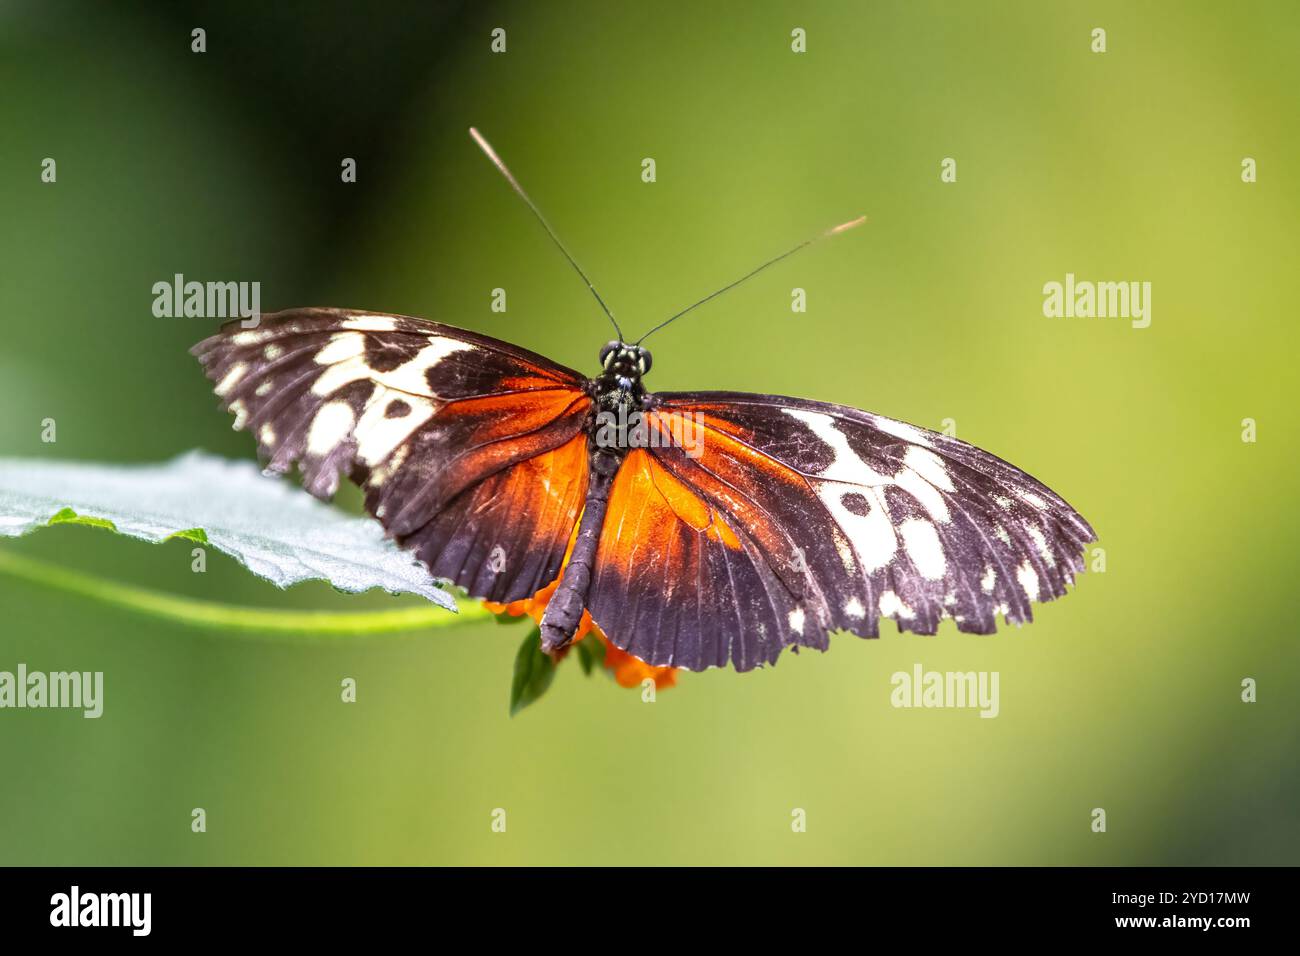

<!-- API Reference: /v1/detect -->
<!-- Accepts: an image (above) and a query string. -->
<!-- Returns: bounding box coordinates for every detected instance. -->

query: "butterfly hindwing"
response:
[404,432,590,603]
[192,308,592,603]
[583,448,808,672]
[586,392,1095,671]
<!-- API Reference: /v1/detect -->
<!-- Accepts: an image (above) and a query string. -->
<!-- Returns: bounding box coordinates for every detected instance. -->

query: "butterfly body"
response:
[539,340,657,652]
[537,447,619,652]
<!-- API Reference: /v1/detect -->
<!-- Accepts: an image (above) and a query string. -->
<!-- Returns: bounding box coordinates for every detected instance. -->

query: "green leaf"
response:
[0,451,455,610]
[47,507,117,532]
[510,626,555,716]
[576,632,606,676]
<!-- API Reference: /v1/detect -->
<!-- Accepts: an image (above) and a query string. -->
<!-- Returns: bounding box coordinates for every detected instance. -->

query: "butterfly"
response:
[193,129,1095,673]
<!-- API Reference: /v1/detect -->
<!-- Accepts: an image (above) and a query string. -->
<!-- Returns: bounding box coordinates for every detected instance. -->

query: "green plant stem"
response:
[0,549,491,636]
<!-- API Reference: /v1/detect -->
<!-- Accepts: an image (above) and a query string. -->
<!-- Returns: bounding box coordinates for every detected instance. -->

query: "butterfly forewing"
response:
[585,392,1096,671]
[192,308,592,603]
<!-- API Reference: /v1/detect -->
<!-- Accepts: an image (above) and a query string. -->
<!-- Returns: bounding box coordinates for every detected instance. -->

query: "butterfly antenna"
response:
[635,215,867,346]
[469,127,625,342]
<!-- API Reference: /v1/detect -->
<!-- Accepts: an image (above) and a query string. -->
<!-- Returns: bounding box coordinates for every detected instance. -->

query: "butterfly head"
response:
[599,341,652,383]
[593,341,652,418]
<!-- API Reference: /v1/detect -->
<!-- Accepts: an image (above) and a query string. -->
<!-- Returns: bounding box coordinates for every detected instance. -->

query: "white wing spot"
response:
[370,444,410,486]
[1027,526,1056,567]
[215,363,247,397]
[903,446,954,492]
[829,532,856,573]
[879,590,916,620]
[342,315,398,332]
[980,565,997,594]
[264,343,284,360]
[873,416,933,448]
[310,333,371,396]
[844,597,866,619]
[259,424,276,446]
[899,518,946,580]
[1016,561,1040,602]
[255,380,273,397]
[894,466,951,523]
[838,487,897,571]
[1018,490,1048,510]
[307,400,356,457]
[788,607,805,635]
[353,385,436,466]
[314,331,366,365]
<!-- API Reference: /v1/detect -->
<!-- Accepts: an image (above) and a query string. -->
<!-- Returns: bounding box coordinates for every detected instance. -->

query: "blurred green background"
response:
[1,0,1296,865]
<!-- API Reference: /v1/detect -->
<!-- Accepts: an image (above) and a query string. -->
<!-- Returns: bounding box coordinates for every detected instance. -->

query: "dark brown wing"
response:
[192,308,593,603]
[585,392,1096,672]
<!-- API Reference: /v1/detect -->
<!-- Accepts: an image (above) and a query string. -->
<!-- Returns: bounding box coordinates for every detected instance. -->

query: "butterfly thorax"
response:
[587,342,652,453]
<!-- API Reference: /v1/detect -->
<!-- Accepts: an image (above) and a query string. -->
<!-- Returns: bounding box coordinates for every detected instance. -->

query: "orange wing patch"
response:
[642,409,804,558]
[496,430,591,559]
[604,448,743,556]
[438,387,589,445]
[498,373,574,392]
[646,409,806,486]
[406,429,591,604]
[485,498,594,642]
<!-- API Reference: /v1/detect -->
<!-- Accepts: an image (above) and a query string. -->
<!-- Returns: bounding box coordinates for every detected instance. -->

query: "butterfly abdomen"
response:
[538,448,622,652]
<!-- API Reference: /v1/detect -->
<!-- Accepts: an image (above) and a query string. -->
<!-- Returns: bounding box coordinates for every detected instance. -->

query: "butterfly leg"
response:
[539,449,622,653]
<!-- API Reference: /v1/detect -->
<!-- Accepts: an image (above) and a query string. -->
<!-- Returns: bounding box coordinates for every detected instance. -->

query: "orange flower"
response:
[599,638,678,689]
[484,583,678,691]
[483,574,596,644]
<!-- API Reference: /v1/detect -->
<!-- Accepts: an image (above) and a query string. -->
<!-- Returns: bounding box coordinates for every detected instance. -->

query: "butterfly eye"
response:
[600,341,620,368]
[637,348,652,375]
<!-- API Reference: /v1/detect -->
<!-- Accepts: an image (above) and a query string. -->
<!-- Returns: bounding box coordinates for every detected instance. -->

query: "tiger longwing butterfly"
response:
[193,129,1095,673]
